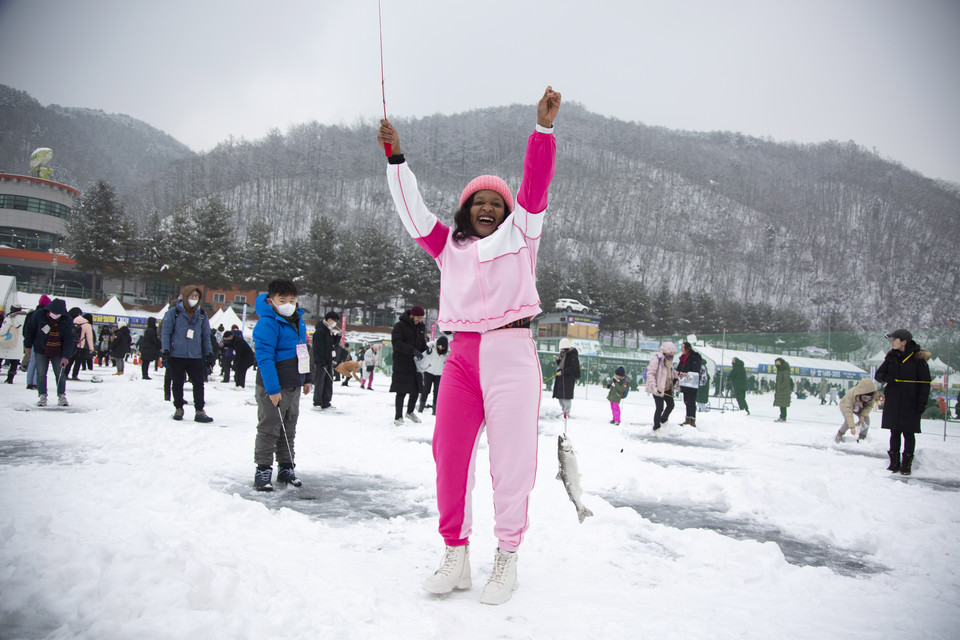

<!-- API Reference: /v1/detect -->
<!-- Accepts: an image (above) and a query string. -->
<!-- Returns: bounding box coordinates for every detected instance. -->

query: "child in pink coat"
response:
[378,86,561,605]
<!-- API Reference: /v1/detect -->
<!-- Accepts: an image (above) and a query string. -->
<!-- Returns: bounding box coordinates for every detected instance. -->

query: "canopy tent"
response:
[98,296,127,316]
[863,351,888,367]
[208,308,225,328]
[212,307,244,332]
[929,357,950,375]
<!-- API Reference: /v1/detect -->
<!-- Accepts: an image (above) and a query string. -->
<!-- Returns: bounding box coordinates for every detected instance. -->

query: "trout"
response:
[557,434,593,523]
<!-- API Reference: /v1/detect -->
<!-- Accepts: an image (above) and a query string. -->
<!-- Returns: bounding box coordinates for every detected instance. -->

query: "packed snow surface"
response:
[2,367,959,639]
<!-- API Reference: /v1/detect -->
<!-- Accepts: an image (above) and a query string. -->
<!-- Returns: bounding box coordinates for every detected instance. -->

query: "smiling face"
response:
[469,189,507,238]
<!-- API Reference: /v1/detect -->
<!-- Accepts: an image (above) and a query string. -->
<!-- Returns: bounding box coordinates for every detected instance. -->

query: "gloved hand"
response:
[413,349,423,359]
[161,351,170,360]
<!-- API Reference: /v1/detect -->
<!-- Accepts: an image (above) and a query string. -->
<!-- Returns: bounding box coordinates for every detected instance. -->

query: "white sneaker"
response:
[405,412,421,424]
[394,418,404,426]
[423,544,471,594]
[480,548,518,605]
[37,394,47,407]
[58,395,69,407]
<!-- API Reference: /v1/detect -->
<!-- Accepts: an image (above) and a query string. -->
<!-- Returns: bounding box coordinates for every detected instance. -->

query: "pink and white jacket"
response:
[387,126,556,333]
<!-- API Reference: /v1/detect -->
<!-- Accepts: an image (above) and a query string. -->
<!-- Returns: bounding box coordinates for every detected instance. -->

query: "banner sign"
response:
[90,314,150,330]
[757,363,863,380]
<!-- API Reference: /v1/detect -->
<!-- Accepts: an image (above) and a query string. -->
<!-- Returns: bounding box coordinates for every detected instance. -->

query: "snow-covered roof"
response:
[695,345,868,381]
[15,291,96,312]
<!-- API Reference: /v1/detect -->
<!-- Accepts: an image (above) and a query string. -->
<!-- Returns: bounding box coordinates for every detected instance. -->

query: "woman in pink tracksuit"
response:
[378,86,561,606]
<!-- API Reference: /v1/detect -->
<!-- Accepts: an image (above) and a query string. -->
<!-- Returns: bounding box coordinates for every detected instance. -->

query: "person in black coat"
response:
[22,297,76,405]
[225,330,256,388]
[139,317,162,380]
[391,306,427,425]
[729,357,750,414]
[110,324,132,375]
[875,329,931,476]
[552,338,581,417]
[312,311,340,408]
[676,341,703,427]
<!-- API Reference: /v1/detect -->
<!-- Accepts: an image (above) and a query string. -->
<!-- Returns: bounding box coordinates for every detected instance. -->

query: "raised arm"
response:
[516,86,561,217]
[380,119,449,259]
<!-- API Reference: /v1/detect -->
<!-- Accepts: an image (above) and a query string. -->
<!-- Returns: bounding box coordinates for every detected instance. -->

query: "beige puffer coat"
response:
[839,377,879,430]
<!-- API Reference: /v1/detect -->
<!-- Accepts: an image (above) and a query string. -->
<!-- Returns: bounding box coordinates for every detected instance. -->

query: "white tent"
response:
[98,296,127,316]
[208,308,225,328]
[929,357,950,375]
[0,275,16,312]
[864,351,888,367]
[210,307,245,334]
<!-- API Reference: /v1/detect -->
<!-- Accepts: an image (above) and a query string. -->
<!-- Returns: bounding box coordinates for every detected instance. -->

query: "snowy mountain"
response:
[0,84,195,194]
[2,87,958,328]
[127,104,960,329]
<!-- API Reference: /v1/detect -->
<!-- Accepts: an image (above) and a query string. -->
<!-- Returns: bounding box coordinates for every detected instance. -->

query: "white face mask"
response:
[186,298,198,307]
[276,302,296,317]
[49,313,61,319]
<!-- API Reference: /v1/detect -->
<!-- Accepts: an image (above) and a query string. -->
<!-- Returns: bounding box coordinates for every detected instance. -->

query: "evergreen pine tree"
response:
[191,196,239,291]
[64,179,128,296]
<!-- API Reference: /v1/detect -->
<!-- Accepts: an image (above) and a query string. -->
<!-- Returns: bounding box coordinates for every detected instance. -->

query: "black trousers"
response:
[734,389,749,412]
[4,359,19,382]
[680,386,697,418]
[419,372,441,409]
[653,394,674,429]
[313,365,333,407]
[141,357,156,379]
[69,348,90,378]
[889,430,916,456]
[235,364,250,388]
[221,355,234,382]
[395,392,418,420]
[167,357,206,411]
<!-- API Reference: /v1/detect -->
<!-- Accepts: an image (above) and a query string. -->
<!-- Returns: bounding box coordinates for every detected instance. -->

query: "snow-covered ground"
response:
[2,366,959,640]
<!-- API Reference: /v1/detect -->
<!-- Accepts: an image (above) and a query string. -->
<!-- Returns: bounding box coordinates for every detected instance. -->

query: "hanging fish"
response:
[557,433,593,523]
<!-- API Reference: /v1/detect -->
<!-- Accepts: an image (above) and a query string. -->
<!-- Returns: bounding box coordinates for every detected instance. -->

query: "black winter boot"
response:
[900,453,914,476]
[886,451,901,472]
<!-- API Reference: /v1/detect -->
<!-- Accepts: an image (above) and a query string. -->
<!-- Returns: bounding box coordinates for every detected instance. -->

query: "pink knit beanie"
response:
[459,175,514,212]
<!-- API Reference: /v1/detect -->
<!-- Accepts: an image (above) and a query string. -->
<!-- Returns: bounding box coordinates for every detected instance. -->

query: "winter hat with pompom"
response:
[460,175,514,212]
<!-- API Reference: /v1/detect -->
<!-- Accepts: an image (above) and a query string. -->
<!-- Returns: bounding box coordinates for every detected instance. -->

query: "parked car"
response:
[555,298,588,313]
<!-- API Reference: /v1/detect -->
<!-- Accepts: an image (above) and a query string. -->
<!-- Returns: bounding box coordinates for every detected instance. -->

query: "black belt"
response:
[493,317,531,330]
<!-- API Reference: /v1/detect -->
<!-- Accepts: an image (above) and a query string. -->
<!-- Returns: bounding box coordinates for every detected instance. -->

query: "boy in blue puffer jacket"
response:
[252,279,313,491]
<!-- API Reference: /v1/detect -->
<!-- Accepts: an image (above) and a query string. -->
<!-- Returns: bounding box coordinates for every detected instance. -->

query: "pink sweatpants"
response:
[610,401,621,423]
[433,328,542,552]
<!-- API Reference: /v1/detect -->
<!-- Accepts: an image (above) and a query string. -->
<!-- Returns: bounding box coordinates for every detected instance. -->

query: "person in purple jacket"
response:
[378,85,561,605]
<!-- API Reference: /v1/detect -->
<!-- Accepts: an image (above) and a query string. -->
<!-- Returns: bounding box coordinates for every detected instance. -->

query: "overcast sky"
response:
[1,0,958,183]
